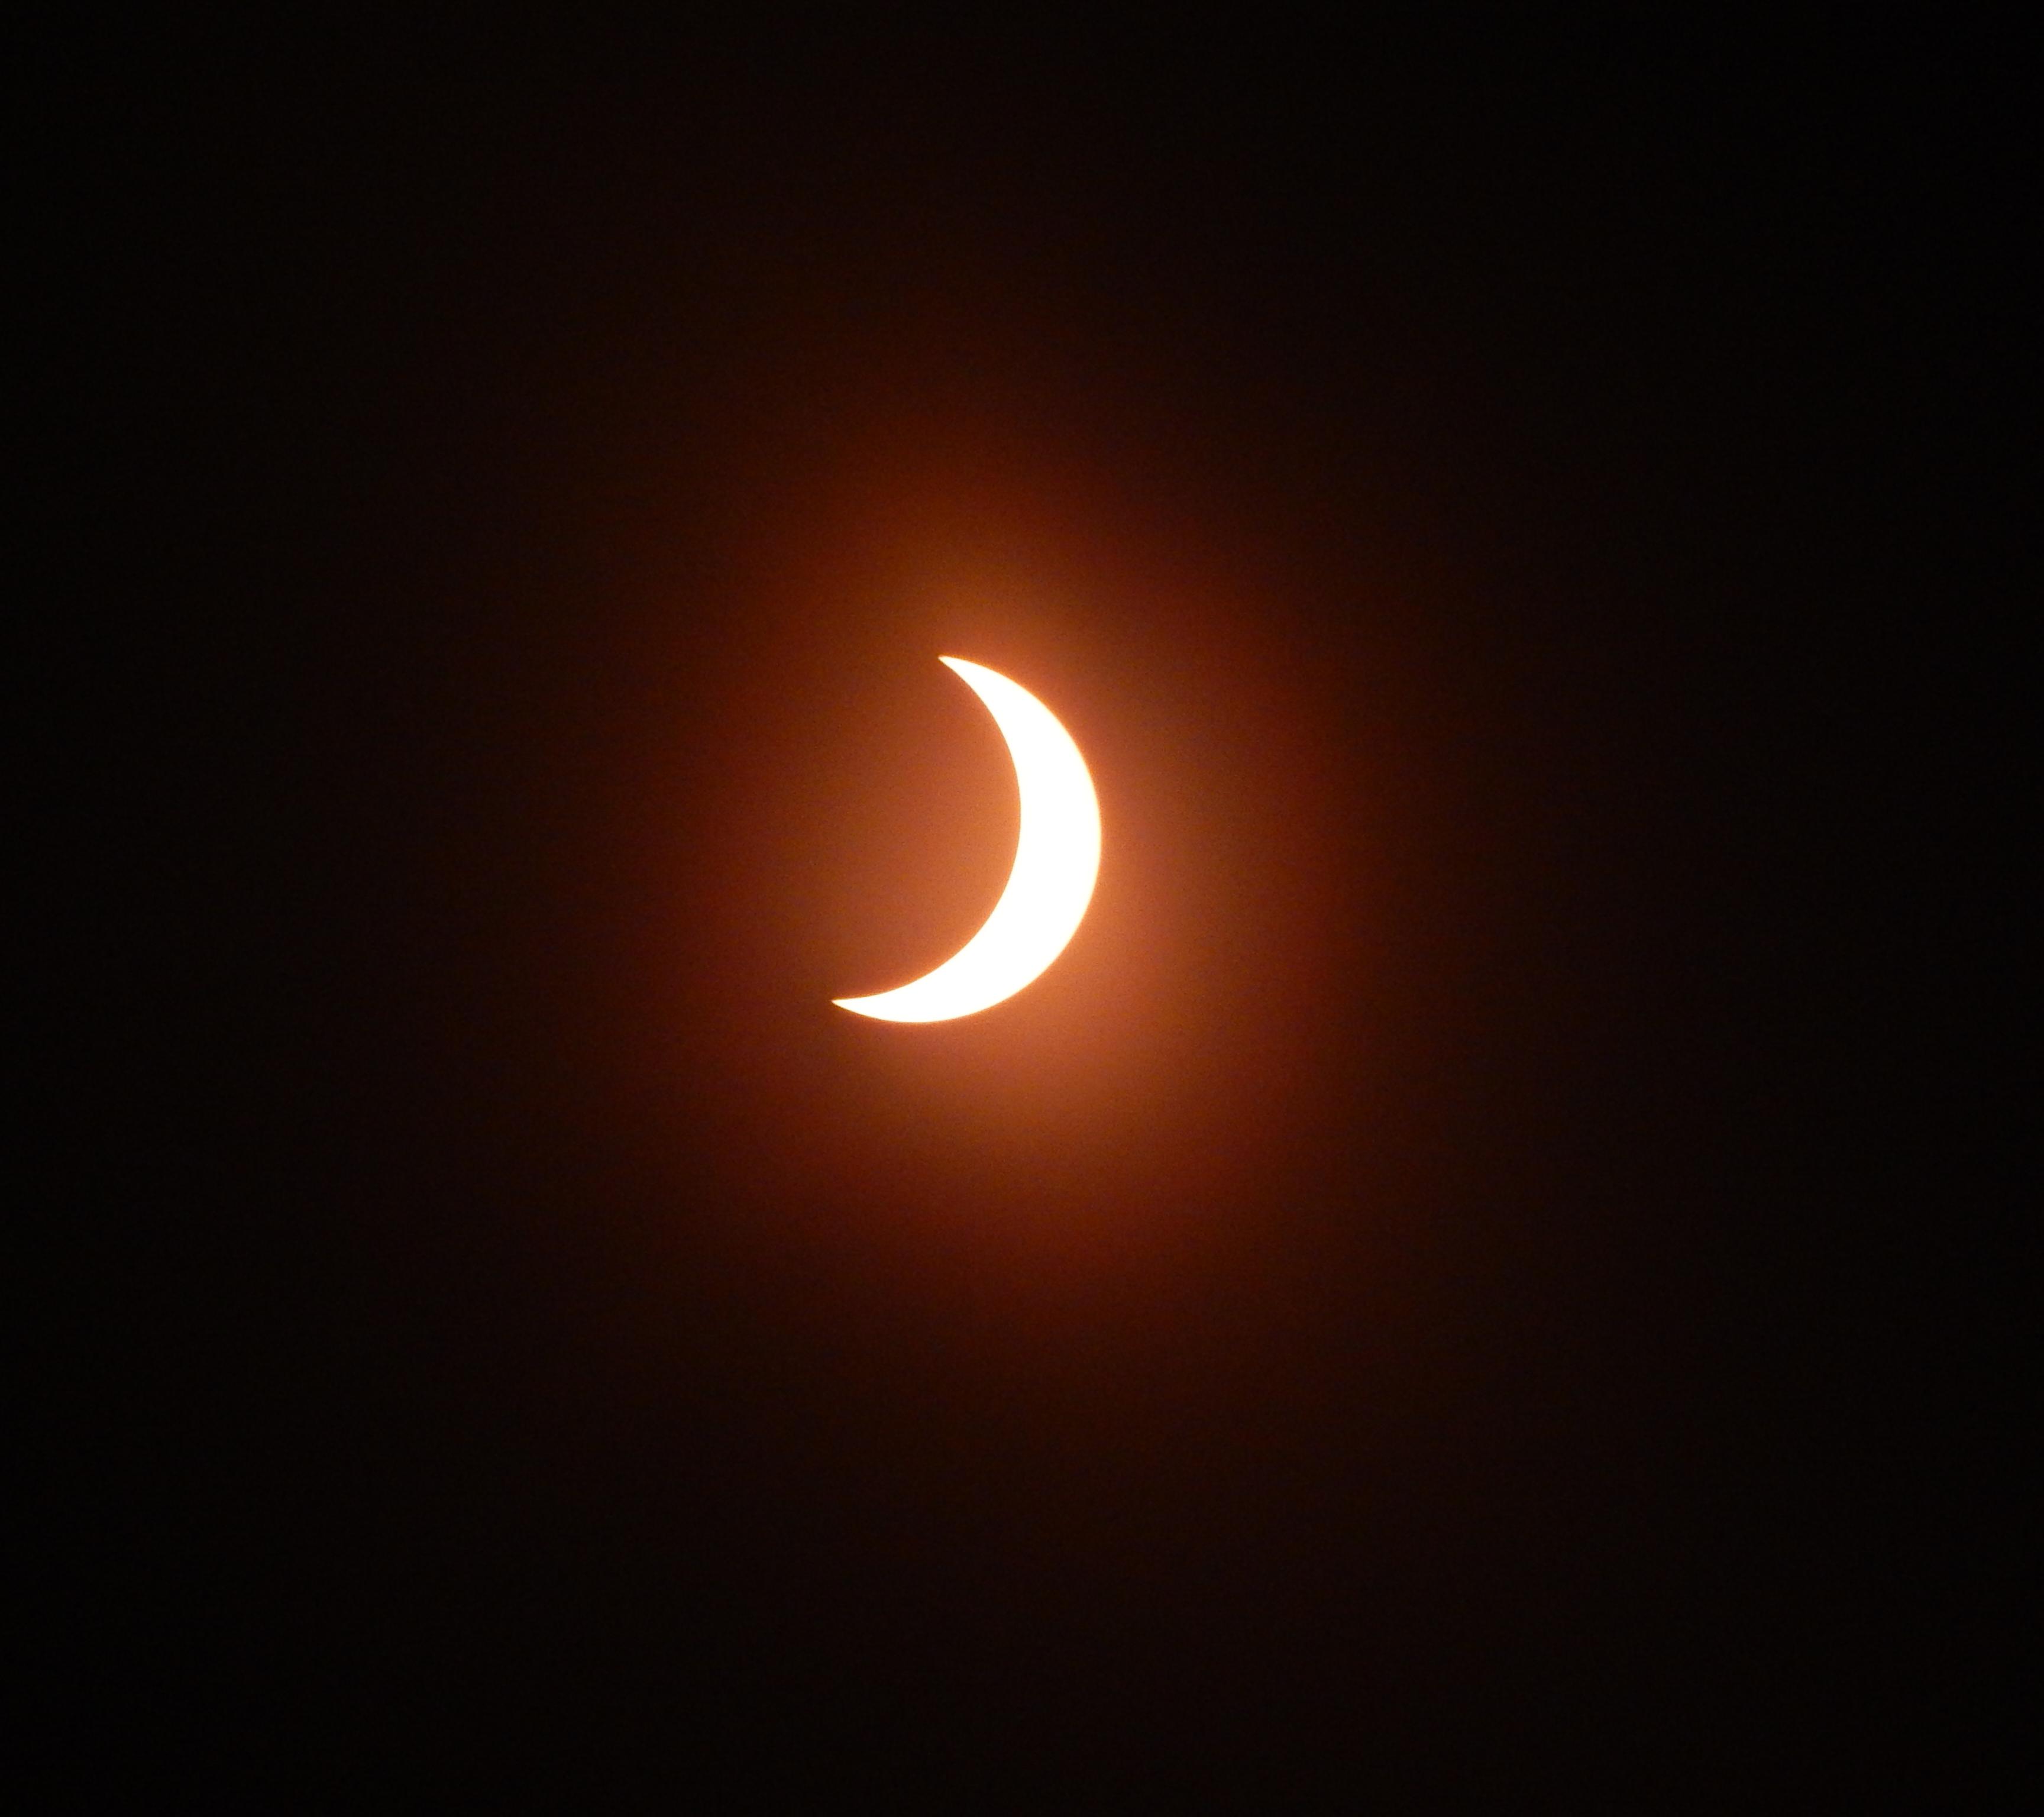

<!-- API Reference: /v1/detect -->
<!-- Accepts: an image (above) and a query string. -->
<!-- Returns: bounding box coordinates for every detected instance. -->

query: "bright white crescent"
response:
[833,657,1101,1023]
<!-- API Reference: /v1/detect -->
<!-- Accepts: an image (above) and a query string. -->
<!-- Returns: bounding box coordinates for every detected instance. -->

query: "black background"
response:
[37,18,2010,1808]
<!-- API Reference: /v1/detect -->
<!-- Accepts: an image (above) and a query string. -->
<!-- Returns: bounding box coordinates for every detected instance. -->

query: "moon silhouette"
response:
[833,657,1102,1023]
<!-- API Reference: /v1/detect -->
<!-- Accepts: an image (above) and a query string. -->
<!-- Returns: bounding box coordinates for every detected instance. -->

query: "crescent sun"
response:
[833,657,1102,1023]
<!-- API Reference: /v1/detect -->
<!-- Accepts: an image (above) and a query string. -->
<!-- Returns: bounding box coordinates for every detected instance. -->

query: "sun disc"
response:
[833,658,1101,1023]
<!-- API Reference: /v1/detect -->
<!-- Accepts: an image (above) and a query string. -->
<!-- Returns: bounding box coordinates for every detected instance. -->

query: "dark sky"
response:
[40,19,2004,1807]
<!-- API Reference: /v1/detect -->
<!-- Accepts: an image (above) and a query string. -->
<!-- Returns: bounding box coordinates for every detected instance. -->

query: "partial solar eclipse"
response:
[833,658,1101,1023]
